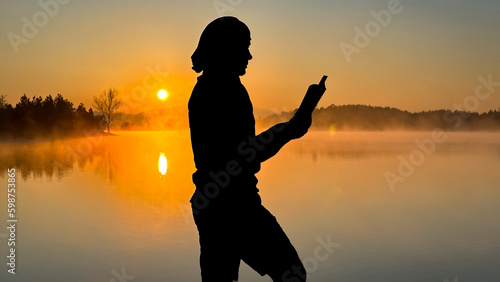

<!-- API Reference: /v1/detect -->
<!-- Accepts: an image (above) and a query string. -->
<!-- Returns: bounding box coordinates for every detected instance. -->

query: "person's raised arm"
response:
[249,76,327,163]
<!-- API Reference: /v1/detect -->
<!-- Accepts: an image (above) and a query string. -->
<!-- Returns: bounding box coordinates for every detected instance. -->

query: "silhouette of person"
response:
[189,16,326,282]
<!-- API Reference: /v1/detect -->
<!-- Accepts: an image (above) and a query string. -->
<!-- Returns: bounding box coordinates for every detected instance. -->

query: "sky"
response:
[1,0,500,114]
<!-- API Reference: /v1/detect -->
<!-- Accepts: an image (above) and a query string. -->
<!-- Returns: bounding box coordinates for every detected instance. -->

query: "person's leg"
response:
[194,209,241,282]
[239,205,306,282]
[199,235,240,282]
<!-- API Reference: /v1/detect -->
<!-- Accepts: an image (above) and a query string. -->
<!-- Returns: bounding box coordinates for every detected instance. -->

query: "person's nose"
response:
[247,50,252,60]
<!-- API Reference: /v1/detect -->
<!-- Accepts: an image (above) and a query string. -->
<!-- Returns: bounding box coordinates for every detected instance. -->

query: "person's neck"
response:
[203,69,240,80]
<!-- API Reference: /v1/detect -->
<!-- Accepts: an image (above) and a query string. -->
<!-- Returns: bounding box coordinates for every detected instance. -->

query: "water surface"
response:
[0,131,499,281]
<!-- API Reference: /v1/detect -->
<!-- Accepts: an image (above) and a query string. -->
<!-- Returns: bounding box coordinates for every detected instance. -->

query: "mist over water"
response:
[0,131,499,281]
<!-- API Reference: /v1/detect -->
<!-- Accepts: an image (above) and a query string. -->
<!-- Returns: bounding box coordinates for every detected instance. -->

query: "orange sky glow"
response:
[1,1,499,114]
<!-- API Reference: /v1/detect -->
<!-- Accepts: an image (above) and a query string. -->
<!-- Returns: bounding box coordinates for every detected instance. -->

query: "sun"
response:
[157,89,168,100]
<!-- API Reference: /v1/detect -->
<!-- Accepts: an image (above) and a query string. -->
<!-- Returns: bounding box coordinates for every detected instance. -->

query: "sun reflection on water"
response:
[159,152,167,175]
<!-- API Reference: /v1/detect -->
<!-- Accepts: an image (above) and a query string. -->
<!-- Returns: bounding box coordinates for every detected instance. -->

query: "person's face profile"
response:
[229,38,252,76]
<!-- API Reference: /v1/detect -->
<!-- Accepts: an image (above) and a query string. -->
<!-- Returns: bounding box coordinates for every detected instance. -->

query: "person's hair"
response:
[191,17,250,73]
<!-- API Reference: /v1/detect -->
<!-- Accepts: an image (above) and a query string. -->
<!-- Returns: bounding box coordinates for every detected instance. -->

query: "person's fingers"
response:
[308,85,324,93]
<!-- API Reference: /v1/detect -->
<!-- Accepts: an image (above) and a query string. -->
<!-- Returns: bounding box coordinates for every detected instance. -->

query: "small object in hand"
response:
[319,75,327,87]
[296,75,328,117]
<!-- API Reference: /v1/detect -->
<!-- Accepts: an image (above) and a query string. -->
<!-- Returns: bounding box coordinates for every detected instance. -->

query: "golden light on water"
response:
[329,124,336,136]
[158,89,168,100]
[159,153,167,175]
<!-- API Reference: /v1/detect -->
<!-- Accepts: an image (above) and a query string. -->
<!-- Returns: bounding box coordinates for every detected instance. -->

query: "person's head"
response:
[191,17,252,76]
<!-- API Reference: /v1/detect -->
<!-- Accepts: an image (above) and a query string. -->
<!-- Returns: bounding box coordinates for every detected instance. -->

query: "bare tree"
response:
[93,88,122,133]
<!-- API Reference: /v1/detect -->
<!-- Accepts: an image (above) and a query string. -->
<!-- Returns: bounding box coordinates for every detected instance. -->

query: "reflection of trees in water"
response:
[0,142,72,181]
[91,147,117,184]
[0,140,114,182]
[287,135,500,161]
[287,140,411,161]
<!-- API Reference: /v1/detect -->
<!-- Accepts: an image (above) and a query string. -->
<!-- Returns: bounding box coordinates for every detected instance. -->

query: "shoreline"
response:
[1,129,500,144]
[0,131,118,144]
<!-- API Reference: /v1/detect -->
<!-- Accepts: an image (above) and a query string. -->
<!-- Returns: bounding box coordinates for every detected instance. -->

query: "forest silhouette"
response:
[115,104,500,132]
[2,94,500,141]
[0,94,102,140]
[260,104,500,131]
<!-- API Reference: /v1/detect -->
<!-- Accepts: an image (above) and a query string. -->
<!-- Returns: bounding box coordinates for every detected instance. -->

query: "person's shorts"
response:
[193,204,305,282]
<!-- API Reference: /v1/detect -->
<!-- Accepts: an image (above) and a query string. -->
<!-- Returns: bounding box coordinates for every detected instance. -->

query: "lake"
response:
[0,131,499,282]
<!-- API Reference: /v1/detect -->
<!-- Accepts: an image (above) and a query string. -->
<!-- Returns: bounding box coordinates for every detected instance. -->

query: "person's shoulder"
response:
[188,76,219,110]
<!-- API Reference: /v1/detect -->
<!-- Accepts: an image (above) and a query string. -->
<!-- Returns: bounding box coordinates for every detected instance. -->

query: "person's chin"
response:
[237,66,247,76]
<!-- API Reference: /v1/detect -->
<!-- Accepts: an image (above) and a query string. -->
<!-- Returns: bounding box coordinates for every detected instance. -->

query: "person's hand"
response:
[286,113,312,139]
[287,76,327,139]
[305,81,326,102]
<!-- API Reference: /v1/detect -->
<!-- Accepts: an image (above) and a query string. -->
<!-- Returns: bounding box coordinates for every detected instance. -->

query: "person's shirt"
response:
[188,73,261,210]
[188,73,296,213]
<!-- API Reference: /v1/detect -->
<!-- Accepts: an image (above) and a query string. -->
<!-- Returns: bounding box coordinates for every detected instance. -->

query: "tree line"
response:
[2,91,499,140]
[0,93,103,140]
[259,104,500,131]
